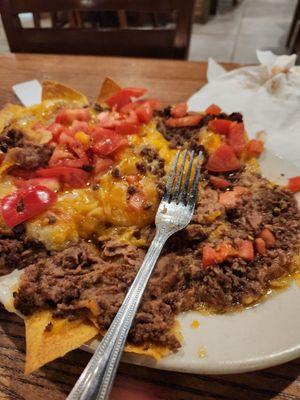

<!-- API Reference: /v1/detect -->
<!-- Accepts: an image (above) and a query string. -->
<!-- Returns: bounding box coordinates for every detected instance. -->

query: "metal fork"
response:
[67,149,202,400]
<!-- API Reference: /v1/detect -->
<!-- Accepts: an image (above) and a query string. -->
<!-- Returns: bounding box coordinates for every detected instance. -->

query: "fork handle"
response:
[67,229,170,400]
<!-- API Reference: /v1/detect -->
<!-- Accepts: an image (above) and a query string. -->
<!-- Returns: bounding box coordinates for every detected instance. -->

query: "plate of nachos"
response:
[0,78,300,375]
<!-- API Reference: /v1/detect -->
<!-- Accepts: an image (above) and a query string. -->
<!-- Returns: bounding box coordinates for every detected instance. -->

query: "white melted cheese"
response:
[0,269,23,314]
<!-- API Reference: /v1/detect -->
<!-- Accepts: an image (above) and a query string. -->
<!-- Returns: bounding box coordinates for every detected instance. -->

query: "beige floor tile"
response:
[232,34,287,64]
[244,0,297,19]
[240,17,291,37]
[189,33,236,62]
[193,4,244,35]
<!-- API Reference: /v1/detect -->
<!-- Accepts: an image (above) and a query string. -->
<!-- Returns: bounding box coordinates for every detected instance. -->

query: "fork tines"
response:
[163,149,203,207]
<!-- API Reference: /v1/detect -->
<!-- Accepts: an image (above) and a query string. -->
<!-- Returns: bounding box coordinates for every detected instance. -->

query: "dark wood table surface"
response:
[0,53,299,400]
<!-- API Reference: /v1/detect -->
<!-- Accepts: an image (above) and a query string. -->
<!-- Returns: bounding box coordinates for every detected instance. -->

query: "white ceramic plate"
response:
[83,149,300,374]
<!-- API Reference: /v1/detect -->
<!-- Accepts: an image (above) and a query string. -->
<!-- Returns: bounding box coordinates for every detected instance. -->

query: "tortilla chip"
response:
[125,342,171,360]
[95,77,121,106]
[41,80,89,107]
[0,103,25,134]
[24,310,98,374]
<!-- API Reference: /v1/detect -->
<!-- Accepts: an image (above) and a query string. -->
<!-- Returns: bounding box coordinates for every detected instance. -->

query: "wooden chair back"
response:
[0,0,195,59]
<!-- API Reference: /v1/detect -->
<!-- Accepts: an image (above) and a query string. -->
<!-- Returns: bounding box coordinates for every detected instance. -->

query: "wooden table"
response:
[0,53,299,400]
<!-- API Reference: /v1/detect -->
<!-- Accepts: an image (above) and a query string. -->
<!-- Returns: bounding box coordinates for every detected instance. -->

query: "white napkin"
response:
[12,79,42,107]
[188,51,300,168]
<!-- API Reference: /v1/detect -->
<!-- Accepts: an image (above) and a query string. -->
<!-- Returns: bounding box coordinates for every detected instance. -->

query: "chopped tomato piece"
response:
[9,168,37,179]
[205,104,221,115]
[254,238,266,255]
[165,113,202,128]
[287,176,300,193]
[238,240,254,261]
[227,122,246,156]
[47,123,65,142]
[246,139,264,159]
[202,244,217,267]
[209,176,230,189]
[219,186,248,207]
[59,132,90,165]
[17,177,60,192]
[115,123,140,135]
[128,191,145,211]
[120,98,161,114]
[70,120,90,134]
[49,147,84,168]
[259,228,275,248]
[92,134,128,156]
[135,102,153,124]
[56,108,90,125]
[106,87,147,111]
[208,119,231,135]
[171,103,188,118]
[37,167,90,188]
[94,157,114,175]
[0,185,57,228]
[97,111,121,129]
[206,144,241,172]
[215,242,237,263]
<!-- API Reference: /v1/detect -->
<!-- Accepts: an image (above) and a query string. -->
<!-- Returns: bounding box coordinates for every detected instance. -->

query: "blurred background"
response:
[0,0,298,63]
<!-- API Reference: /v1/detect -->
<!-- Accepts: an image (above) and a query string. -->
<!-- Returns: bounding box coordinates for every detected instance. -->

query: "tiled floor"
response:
[0,0,297,64]
[189,0,297,63]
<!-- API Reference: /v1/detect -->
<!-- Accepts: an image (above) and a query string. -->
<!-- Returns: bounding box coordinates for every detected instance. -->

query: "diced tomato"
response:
[259,228,275,248]
[120,98,161,114]
[97,110,140,135]
[135,102,153,124]
[17,178,60,192]
[59,132,90,165]
[94,157,114,175]
[202,244,217,267]
[254,238,266,255]
[209,176,230,189]
[287,176,300,193]
[92,134,128,156]
[91,127,115,142]
[49,147,84,168]
[115,123,140,135]
[56,108,90,125]
[246,139,264,159]
[128,191,145,211]
[238,240,254,261]
[37,167,90,188]
[9,168,37,179]
[215,242,237,263]
[205,104,221,115]
[171,103,188,118]
[219,186,248,208]
[106,87,147,111]
[165,113,202,128]
[0,185,57,228]
[97,111,121,129]
[47,123,65,142]
[227,122,246,156]
[70,120,90,134]
[206,144,241,172]
[208,119,231,135]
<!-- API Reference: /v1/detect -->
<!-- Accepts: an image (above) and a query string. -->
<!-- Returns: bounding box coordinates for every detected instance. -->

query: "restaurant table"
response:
[0,53,299,400]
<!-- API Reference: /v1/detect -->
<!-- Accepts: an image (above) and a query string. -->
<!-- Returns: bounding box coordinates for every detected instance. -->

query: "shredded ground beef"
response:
[13,171,300,350]
[0,129,52,169]
[156,110,244,150]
